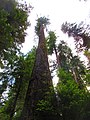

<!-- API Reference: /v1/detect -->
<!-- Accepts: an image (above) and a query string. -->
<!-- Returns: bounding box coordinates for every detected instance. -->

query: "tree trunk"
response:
[20,25,53,120]
[9,77,23,120]
[54,46,61,68]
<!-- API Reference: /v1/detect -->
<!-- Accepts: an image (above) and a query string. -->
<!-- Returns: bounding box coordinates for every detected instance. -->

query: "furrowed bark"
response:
[20,25,53,120]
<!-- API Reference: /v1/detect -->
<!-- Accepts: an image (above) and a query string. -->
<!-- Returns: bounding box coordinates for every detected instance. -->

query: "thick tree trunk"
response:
[20,25,53,120]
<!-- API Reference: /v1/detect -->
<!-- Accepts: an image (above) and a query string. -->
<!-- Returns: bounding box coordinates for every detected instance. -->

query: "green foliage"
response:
[58,41,72,70]
[57,68,73,82]
[35,16,50,36]
[84,50,90,64]
[47,31,57,55]
[46,31,88,119]
[0,48,36,120]
[0,2,32,118]
[57,69,89,120]
[61,21,90,66]
[36,87,61,120]
[82,94,90,120]
[0,1,90,119]
[0,0,17,11]
[58,41,86,86]
[84,69,90,86]
[36,87,55,112]
[0,0,31,66]
[61,22,90,51]
[36,100,54,112]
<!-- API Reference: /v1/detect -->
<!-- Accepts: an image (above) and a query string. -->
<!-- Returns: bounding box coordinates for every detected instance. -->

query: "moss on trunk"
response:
[20,25,53,120]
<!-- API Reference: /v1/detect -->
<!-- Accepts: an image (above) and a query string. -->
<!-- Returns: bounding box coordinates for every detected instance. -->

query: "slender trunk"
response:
[54,46,61,68]
[9,77,23,120]
[72,68,82,85]
[20,25,53,120]
[72,68,78,83]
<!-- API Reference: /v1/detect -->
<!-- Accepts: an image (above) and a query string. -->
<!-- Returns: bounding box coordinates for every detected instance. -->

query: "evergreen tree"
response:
[0,0,31,67]
[20,17,54,120]
[61,22,90,51]
[0,0,32,119]
[0,48,35,120]
[57,69,88,120]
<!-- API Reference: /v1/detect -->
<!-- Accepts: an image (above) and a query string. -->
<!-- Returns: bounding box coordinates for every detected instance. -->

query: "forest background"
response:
[0,0,90,120]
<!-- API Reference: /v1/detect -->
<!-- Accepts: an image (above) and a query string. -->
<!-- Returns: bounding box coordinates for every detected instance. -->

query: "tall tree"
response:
[47,31,60,67]
[61,21,90,68]
[58,41,86,86]
[57,69,88,120]
[47,32,86,85]
[0,0,32,119]
[0,48,35,120]
[20,17,54,120]
[61,22,90,51]
[0,0,31,67]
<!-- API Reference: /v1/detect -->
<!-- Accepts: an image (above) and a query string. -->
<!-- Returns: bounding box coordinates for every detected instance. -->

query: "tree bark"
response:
[20,25,53,120]
[9,77,23,120]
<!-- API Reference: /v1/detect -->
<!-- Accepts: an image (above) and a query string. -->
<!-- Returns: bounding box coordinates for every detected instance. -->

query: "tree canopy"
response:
[0,0,31,67]
[0,0,90,120]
